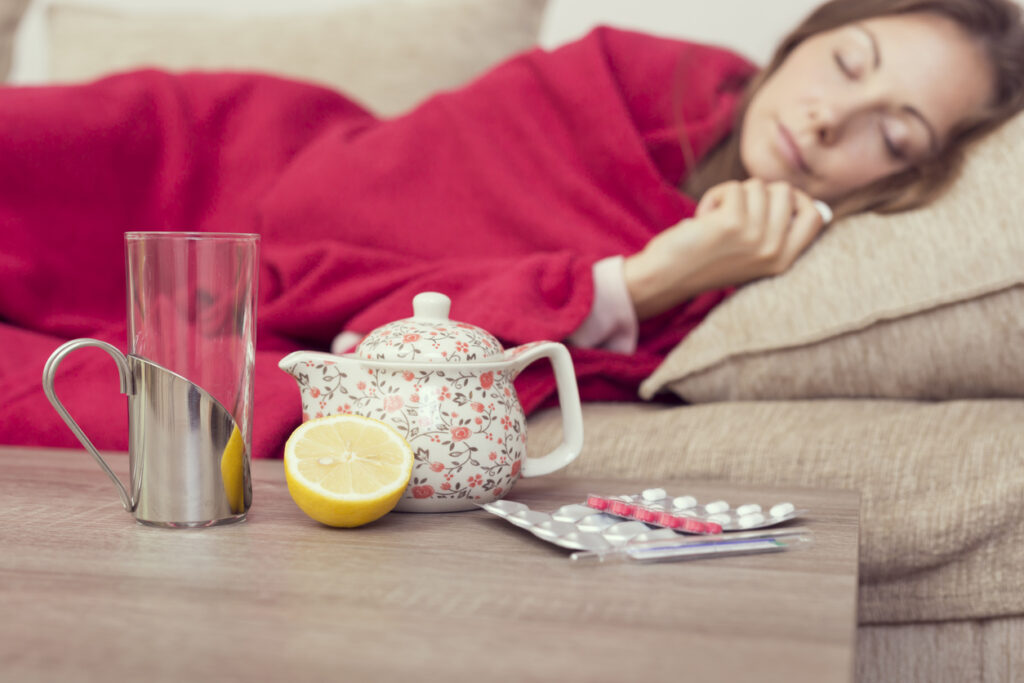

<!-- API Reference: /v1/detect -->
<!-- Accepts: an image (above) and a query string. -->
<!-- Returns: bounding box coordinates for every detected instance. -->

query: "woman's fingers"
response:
[624,179,830,319]
[730,179,824,274]
[778,191,827,270]
[762,181,795,261]
[697,179,744,219]
[742,179,769,238]
[692,178,826,277]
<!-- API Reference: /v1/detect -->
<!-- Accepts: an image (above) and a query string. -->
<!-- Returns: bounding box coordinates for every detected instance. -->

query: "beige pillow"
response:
[42,0,545,115]
[640,111,1024,402]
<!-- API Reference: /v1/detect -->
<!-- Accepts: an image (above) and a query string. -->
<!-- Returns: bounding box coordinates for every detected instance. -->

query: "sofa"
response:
[4,1,1022,681]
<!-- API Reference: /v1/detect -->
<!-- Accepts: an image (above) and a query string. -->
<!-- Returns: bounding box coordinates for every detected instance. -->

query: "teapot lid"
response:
[355,292,504,363]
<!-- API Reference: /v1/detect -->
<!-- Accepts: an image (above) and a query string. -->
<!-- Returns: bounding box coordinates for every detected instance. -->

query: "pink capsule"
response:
[656,512,682,528]
[609,500,636,517]
[679,517,705,534]
[633,507,659,523]
[586,494,610,511]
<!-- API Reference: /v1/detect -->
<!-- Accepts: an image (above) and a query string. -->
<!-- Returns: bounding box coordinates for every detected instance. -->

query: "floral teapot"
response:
[278,292,584,512]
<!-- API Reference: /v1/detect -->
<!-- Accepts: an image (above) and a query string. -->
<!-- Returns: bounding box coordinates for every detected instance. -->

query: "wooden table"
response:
[0,447,859,682]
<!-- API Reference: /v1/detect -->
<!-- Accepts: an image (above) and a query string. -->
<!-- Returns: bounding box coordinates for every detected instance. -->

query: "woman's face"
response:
[741,12,995,202]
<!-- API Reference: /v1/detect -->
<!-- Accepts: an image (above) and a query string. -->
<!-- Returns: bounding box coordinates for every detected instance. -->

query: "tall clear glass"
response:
[125,231,259,448]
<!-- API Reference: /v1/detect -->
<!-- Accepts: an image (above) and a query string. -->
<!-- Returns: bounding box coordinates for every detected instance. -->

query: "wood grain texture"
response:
[0,447,859,682]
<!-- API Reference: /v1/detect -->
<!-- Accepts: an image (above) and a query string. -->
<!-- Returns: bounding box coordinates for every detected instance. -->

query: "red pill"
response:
[609,500,636,517]
[656,512,682,528]
[679,517,704,533]
[634,507,659,523]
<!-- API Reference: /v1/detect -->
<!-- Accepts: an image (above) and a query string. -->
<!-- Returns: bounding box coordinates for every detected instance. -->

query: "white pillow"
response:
[539,0,832,64]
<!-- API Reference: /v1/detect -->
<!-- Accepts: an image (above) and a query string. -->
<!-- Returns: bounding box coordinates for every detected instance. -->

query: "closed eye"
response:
[880,126,907,161]
[833,52,854,79]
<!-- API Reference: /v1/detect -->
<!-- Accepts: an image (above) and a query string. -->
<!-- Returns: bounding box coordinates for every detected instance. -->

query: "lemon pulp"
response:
[284,414,414,527]
[220,425,247,514]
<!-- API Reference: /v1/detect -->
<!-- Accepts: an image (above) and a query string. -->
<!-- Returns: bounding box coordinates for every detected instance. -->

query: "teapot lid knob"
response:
[412,292,451,321]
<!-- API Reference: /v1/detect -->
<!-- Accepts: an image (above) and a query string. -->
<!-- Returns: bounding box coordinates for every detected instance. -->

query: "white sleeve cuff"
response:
[331,330,364,354]
[567,255,639,353]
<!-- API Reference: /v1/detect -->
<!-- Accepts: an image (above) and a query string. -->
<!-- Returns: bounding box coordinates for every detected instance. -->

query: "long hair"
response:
[683,0,1024,218]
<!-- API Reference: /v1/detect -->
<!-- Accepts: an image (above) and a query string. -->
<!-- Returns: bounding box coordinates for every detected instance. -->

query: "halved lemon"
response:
[220,425,246,514]
[284,414,414,527]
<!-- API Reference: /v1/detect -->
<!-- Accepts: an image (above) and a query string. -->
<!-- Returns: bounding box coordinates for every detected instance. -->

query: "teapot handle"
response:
[505,341,584,477]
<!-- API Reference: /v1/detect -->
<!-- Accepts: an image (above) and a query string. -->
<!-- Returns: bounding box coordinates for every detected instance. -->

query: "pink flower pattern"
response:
[358,317,501,363]
[412,485,434,499]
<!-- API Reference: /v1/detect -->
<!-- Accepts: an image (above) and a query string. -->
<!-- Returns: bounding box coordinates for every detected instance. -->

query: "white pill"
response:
[576,515,617,533]
[708,513,731,525]
[672,496,697,510]
[813,200,833,225]
[736,503,762,516]
[642,488,668,501]
[770,502,796,518]
[534,520,578,539]
[603,521,651,544]
[738,513,766,529]
[704,500,730,515]
[552,504,596,523]
[507,510,551,529]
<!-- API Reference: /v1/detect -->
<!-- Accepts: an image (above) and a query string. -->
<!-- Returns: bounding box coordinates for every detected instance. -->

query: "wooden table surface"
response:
[0,446,859,683]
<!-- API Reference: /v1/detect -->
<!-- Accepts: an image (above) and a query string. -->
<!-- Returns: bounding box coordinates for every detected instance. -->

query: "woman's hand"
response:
[623,179,827,320]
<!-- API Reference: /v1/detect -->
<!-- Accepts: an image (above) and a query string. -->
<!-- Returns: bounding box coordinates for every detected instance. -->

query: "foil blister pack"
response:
[481,488,808,559]
[585,488,805,533]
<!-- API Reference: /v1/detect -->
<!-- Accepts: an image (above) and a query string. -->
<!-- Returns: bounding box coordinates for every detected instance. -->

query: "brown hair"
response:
[684,0,1024,218]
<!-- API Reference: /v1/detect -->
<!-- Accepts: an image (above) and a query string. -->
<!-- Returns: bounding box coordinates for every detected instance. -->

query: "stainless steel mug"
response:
[42,232,259,527]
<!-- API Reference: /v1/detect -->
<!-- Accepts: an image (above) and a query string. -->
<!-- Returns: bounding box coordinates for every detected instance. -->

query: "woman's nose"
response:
[808,103,841,145]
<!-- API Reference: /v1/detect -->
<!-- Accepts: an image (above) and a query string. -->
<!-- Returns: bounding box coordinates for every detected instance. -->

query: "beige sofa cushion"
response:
[24,0,546,115]
[0,0,30,80]
[640,112,1024,403]
[528,400,1024,624]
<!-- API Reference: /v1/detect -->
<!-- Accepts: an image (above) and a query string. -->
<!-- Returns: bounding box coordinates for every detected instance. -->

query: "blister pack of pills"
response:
[480,488,808,557]
[585,488,804,533]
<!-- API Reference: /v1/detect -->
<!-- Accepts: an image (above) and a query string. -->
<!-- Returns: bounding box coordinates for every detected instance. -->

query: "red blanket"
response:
[0,28,754,458]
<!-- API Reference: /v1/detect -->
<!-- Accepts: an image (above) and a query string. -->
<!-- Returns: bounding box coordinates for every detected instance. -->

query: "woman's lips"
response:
[776,121,813,176]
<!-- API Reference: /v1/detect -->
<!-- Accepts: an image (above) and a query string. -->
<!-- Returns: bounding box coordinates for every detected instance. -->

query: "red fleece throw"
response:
[0,28,754,458]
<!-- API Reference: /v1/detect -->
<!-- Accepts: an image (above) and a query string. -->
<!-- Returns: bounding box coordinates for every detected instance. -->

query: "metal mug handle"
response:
[42,338,135,511]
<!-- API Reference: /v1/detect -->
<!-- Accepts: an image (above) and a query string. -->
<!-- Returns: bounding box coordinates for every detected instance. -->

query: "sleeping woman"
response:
[1,0,1022,456]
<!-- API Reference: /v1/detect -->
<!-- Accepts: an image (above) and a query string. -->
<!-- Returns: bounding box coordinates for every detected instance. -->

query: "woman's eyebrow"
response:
[857,23,939,154]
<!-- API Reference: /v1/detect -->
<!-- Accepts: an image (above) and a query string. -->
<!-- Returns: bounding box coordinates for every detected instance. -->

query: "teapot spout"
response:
[278,350,358,425]
[278,350,347,379]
